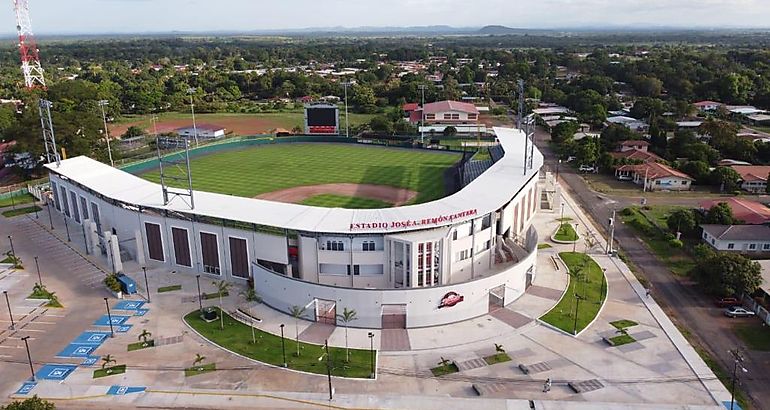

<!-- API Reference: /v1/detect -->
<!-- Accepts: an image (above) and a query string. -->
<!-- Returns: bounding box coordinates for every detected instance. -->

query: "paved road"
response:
[533,127,770,410]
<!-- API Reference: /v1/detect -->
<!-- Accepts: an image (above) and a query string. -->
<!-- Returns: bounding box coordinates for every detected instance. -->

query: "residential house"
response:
[607,116,648,132]
[618,140,650,152]
[700,224,770,254]
[693,100,722,112]
[610,148,663,164]
[407,100,486,135]
[699,198,770,225]
[615,161,694,191]
[731,165,770,193]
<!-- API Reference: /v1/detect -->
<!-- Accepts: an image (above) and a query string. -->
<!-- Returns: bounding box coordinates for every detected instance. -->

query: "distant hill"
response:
[478,25,527,35]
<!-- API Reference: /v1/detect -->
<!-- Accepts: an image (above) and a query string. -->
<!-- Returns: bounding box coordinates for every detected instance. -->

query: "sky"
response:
[3,0,770,34]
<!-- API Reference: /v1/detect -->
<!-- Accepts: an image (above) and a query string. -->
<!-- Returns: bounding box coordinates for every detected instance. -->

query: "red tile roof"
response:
[694,100,722,107]
[423,100,478,115]
[402,103,419,112]
[0,140,16,153]
[700,197,770,225]
[731,165,770,183]
[616,162,694,181]
[610,149,663,163]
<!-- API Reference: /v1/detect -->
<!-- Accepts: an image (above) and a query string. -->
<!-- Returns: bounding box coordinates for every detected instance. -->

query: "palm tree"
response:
[494,343,505,353]
[138,329,152,346]
[289,305,307,357]
[212,280,231,330]
[239,287,262,304]
[193,353,206,371]
[438,357,451,368]
[32,282,47,296]
[101,354,117,372]
[336,307,358,362]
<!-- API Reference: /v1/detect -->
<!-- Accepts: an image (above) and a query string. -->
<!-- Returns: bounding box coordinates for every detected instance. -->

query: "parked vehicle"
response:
[715,297,740,308]
[566,156,576,162]
[724,306,755,318]
[579,165,595,173]
[617,174,632,181]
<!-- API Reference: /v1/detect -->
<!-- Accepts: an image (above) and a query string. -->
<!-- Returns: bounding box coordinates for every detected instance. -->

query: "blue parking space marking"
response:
[94,315,130,326]
[36,364,78,381]
[81,356,100,367]
[107,385,146,395]
[114,301,145,311]
[73,331,110,346]
[16,382,37,395]
[57,344,96,358]
[133,309,149,317]
[116,324,133,333]
[723,402,743,410]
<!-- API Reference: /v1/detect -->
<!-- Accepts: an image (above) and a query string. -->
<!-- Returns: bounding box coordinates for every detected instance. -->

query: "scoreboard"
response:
[304,103,340,135]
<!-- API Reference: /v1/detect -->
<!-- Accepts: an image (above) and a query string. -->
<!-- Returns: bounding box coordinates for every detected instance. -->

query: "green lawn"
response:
[610,319,638,330]
[301,194,392,209]
[483,352,512,365]
[157,284,182,293]
[734,323,770,351]
[185,363,217,377]
[430,362,459,376]
[538,243,552,249]
[140,143,460,206]
[202,291,228,300]
[540,252,607,335]
[127,340,155,351]
[93,365,126,378]
[2,206,41,218]
[608,333,636,346]
[0,193,36,208]
[621,207,696,277]
[554,223,579,242]
[184,308,374,378]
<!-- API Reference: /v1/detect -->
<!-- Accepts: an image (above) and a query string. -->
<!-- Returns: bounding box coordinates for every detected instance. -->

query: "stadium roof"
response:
[46,127,541,235]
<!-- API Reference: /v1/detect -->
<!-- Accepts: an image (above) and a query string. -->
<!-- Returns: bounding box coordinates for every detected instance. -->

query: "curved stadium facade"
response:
[46,127,543,329]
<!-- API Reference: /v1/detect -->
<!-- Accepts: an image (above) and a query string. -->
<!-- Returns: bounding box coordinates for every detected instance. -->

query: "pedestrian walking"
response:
[543,377,552,393]
[645,288,651,298]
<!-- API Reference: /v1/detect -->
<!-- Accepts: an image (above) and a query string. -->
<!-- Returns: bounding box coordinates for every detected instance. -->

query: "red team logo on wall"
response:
[438,291,464,309]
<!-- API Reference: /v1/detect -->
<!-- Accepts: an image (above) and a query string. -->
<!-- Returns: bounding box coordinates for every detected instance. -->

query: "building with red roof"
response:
[615,161,693,191]
[730,165,770,193]
[618,140,650,152]
[693,100,722,112]
[700,197,770,225]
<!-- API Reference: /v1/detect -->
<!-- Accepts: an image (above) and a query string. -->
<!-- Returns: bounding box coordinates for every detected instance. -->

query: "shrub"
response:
[668,239,684,248]
[104,274,122,293]
[664,233,676,241]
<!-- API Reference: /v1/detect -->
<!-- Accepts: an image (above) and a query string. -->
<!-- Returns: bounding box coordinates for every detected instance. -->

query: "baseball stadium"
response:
[44,127,543,329]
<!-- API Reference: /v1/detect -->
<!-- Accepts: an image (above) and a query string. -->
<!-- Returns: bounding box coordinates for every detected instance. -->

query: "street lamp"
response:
[368,332,375,379]
[572,294,583,335]
[195,274,203,314]
[7,235,15,260]
[607,210,616,255]
[104,297,114,338]
[556,159,561,182]
[318,339,333,401]
[730,349,747,410]
[280,324,287,367]
[418,84,426,144]
[342,82,352,139]
[97,100,114,167]
[21,336,35,381]
[3,290,14,330]
[142,267,150,303]
[187,87,199,148]
[34,256,42,287]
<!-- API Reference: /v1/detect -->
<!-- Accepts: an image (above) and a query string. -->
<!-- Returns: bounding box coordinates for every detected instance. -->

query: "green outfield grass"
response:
[141,143,460,207]
[301,194,392,209]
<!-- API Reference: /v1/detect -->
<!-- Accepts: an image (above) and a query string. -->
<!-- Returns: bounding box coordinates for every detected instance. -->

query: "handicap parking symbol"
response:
[88,334,106,343]
[49,368,67,378]
[74,346,93,356]
[82,356,99,366]
[16,382,36,395]
[116,325,133,333]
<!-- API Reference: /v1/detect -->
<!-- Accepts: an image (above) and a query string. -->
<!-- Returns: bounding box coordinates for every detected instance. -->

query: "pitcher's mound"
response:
[255,183,418,207]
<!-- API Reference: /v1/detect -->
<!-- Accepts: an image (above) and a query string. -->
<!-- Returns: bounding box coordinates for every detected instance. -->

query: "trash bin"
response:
[117,275,137,294]
[203,307,217,321]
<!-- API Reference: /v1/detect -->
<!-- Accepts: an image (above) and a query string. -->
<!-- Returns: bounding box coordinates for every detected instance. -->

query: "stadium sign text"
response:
[349,209,478,231]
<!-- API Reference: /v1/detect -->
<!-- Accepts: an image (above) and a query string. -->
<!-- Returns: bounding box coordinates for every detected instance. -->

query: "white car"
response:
[724,306,755,318]
[578,165,595,173]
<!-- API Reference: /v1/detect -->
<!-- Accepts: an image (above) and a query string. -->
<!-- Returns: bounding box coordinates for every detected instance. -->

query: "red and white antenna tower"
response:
[13,0,45,88]
[12,0,59,165]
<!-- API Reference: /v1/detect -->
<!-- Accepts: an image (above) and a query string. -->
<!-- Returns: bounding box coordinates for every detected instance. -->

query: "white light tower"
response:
[97,100,114,167]
[418,84,426,144]
[187,87,199,147]
[342,82,352,138]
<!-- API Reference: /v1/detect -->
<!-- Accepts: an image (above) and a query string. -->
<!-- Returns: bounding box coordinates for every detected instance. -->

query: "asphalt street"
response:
[533,127,770,410]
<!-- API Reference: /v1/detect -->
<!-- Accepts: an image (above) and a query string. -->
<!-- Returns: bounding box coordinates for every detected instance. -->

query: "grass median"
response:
[540,252,607,335]
[554,223,579,242]
[184,308,374,378]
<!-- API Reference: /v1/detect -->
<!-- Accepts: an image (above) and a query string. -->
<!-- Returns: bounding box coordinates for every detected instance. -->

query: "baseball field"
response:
[140,143,462,208]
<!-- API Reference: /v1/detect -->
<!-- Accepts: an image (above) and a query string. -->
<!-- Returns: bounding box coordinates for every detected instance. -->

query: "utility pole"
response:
[3,290,14,330]
[97,100,114,167]
[21,336,35,381]
[729,348,746,410]
[187,87,199,148]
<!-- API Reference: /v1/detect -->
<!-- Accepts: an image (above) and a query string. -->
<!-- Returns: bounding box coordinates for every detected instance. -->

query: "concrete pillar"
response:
[104,231,114,273]
[134,230,145,266]
[110,234,123,273]
[89,222,99,255]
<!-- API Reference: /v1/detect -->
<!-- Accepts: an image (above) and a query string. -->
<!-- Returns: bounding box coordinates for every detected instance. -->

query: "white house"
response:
[701,224,770,253]
[731,165,770,193]
[693,100,722,112]
[615,162,694,191]
[175,124,226,140]
[607,116,648,132]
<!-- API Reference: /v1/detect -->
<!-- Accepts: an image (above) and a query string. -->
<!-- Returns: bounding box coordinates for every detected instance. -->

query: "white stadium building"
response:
[45,127,544,329]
